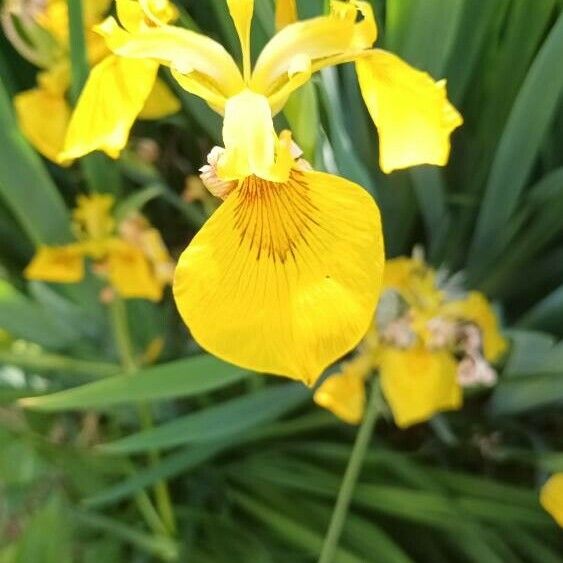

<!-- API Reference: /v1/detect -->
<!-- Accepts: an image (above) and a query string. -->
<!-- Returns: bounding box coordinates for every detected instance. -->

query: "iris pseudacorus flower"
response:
[59,0,462,384]
[2,0,179,164]
[540,473,563,527]
[24,194,175,301]
[314,255,507,426]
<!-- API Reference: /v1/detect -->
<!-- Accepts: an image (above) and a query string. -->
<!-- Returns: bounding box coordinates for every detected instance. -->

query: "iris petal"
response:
[173,169,384,385]
[59,54,159,160]
[356,49,462,173]
[379,346,461,428]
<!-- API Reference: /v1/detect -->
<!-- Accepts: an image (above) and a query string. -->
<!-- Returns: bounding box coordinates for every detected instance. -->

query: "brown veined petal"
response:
[173,169,384,385]
[14,87,72,165]
[24,245,85,283]
[379,346,462,428]
[356,49,463,173]
[59,54,159,161]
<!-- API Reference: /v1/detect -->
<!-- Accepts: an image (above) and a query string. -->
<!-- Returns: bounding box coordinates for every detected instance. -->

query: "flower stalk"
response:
[318,378,382,563]
[109,296,177,536]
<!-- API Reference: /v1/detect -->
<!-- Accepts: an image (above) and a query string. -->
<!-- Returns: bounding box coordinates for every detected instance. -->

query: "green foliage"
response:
[0,0,562,561]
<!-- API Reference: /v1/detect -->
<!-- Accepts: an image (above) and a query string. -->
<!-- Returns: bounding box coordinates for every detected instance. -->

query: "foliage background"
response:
[0,0,562,561]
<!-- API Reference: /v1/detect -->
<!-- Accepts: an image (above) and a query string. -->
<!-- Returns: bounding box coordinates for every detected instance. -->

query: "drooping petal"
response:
[14,87,72,165]
[59,54,159,161]
[96,17,244,100]
[275,0,297,30]
[441,291,507,362]
[226,0,253,80]
[106,240,163,301]
[138,77,180,119]
[173,169,384,385]
[314,355,372,424]
[356,49,462,173]
[251,0,376,95]
[24,245,84,283]
[379,346,462,428]
[217,90,287,182]
[540,473,563,527]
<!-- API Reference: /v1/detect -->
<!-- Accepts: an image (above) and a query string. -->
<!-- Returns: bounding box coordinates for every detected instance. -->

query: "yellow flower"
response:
[540,473,563,527]
[24,194,173,301]
[314,255,506,427]
[60,0,461,173]
[4,0,179,164]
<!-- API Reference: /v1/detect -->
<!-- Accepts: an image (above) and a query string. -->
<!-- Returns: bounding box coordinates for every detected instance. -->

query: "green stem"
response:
[318,380,382,563]
[109,297,177,535]
[67,0,89,103]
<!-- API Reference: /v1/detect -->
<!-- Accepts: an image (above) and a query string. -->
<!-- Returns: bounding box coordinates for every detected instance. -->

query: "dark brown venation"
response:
[232,171,320,263]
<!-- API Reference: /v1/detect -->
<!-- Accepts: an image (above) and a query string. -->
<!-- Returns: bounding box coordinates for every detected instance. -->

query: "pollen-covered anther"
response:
[426,316,457,349]
[457,353,497,387]
[381,315,416,348]
[199,146,237,200]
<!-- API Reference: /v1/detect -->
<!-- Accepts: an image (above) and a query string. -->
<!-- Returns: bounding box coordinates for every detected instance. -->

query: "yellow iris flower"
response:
[4,0,179,164]
[59,0,461,384]
[24,194,174,301]
[540,473,563,527]
[314,256,507,427]
[60,0,461,173]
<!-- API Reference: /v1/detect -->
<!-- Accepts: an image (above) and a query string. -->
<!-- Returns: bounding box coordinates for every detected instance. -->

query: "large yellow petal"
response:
[96,17,244,101]
[226,0,253,80]
[251,0,376,95]
[24,245,84,283]
[138,77,180,119]
[356,49,462,174]
[540,473,563,527]
[14,87,72,165]
[379,346,462,428]
[217,90,292,182]
[59,54,159,161]
[106,240,163,301]
[173,169,384,385]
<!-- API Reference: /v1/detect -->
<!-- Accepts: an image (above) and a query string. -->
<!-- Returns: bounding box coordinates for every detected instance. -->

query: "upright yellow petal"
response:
[24,245,84,283]
[251,1,376,95]
[106,240,163,301]
[379,346,461,428]
[217,90,292,182]
[442,292,507,362]
[138,77,180,119]
[59,54,159,161]
[226,0,253,80]
[356,49,462,173]
[14,87,72,165]
[174,169,384,385]
[540,474,563,527]
[275,0,297,30]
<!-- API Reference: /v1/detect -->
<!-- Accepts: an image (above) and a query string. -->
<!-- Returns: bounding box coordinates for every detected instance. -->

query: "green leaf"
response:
[284,81,319,163]
[469,11,563,266]
[20,355,247,411]
[0,280,79,349]
[0,76,71,246]
[100,383,309,454]
[488,373,563,416]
